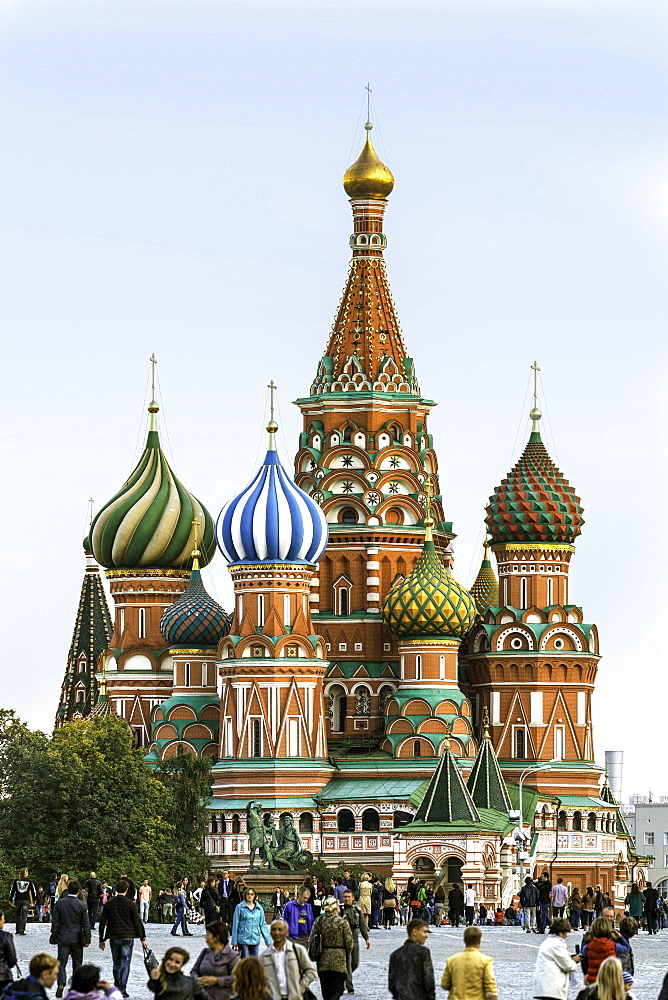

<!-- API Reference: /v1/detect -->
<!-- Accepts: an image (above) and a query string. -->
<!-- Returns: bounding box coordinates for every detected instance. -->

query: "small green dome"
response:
[382,538,477,639]
[90,416,214,570]
[470,540,498,617]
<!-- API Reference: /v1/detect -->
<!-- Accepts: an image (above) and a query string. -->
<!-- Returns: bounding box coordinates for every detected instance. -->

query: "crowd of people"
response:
[3,868,668,1000]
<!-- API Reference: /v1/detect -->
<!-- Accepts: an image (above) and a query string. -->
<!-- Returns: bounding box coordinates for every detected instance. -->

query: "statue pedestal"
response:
[239,869,309,915]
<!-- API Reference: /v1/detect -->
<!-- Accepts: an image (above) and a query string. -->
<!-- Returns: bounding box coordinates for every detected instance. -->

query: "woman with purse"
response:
[191,921,239,1000]
[231,890,271,958]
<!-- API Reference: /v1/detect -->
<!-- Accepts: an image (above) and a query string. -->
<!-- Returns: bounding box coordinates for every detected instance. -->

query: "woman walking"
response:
[231,889,271,958]
[532,917,581,1000]
[356,876,372,931]
[148,947,209,1000]
[382,879,397,929]
[623,885,644,926]
[581,888,596,930]
[190,920,239,1000]
[201,879,221,927]
[569,887,582,930]
[309,897,352,1000]
[171,882,193,937]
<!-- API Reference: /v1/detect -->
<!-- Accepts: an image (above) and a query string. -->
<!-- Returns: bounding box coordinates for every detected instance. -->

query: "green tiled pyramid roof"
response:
[467,715,512,812]
[413,740,481,824]
[486,432,584,545]
[470,540,498,617]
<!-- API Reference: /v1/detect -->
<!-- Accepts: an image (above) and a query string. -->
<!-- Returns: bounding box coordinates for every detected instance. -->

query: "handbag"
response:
[143,945,159,976]
[307,917,323,961]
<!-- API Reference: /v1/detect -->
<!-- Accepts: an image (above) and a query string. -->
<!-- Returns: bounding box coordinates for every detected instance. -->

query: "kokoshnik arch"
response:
[56,115,643,903]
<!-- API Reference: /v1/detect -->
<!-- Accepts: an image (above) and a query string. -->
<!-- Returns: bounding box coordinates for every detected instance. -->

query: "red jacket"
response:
[583,937,616,983]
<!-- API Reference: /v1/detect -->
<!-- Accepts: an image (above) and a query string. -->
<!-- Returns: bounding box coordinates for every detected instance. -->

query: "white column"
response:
[366,546,380,613]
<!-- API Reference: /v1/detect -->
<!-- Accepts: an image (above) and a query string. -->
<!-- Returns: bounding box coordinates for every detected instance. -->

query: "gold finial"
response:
[343,91,394,201]
[483,537,490,558]
[443,720,451,752]
[88,498,94,526]
[365,82,372,128]
[423,476,434,542]
[191,517,201,571]
[530,360,542,432]
[482,706,490,739]
[148,353,160,430]
[266,380,278,449]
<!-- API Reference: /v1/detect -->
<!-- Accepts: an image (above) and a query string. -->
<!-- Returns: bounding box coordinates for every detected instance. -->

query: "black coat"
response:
[643,887,659,911]
[388,940,435,1000]
[148,971,210,1000]
[448,887,464,912]
[50,895,91,947]
[201,887,221,909]
[0,930,17,983]
[99,894,145,941]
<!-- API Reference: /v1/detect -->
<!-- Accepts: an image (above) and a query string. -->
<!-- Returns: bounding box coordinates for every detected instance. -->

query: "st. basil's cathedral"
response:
[56,118,642,906]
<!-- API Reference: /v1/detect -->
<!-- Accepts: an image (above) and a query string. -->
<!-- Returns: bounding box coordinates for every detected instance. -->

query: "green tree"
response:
[153,754,212,881]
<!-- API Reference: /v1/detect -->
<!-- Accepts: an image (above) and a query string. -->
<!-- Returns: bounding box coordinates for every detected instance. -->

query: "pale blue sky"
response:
[1,0,666,799]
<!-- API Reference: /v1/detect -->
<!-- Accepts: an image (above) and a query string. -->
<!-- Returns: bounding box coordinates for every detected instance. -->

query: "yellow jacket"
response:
[441,947,498,1000]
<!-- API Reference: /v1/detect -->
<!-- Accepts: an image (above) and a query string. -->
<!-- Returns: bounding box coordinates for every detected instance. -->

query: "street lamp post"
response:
[514,760,560,888]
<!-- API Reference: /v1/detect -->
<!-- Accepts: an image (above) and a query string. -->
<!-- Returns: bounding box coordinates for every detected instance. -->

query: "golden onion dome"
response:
[343,122,394,200]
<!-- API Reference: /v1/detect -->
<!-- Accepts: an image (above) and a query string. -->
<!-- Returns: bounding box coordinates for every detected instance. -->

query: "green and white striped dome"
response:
[90,405,214,570]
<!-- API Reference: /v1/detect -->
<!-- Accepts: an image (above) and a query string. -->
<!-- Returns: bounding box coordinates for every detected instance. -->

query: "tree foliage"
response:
[0,713,208,890]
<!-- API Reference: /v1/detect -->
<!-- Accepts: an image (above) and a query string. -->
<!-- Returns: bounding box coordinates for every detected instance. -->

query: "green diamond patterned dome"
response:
[90,406,215,570]
[470,541,498,617]
[486,431,584,545]
[382,538,477,639]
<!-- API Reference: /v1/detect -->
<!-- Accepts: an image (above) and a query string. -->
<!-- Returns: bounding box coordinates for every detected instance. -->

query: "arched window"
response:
[299,812,314,833]
[354,686,371,716]
[547,577,553,605]
[415,655,422,680]
[340,507,359,525]
[218,815,227,833]
[284,594,291,626]
[329,686,347,732]
[184,662,191,686]
[231,813,241,834]
[343,426,352,442]
[337,809,355,833]
[251,719,262,757]
[393,810,412,828]
[558,810,567,830]
[503,578,509,606]
[413,740,422,757]
[573,811,582,831]
[378,686,393,715]
[520,578,527,610]
[138,607,146,639]
[514,728,526,759]
[211,816,218,833]
[587,812,597,832]
[257,594,265,627]
[542,805,550,829]
[361,808,380,832]
[339,588,349,615]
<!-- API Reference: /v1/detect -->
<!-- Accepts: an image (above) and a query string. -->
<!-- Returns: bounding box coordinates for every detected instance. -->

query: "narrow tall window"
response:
[520,578,527,610]
[184,662,190,686]
[547,577,553,606]
[439,655,445,680]
[503,578,508,606]
[257,594,264,627]
[202,662,208,687]
[415,655,422,680]
[252,719,261,757]
[138,608,146,638]
[564,578,568,604]
[554,726,565,760]
[119,608,125,633]
[413,740,421,757]
[283,594,291,626]
[514,728,526,759]
[339,588,349,616]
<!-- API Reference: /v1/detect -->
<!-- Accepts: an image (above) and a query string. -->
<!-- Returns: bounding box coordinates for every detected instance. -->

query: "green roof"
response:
[413,747,480,824]
[396,807,512,836]
[558,796,610,808]
[318,776,423,802]
[467,734,512,812]
[207,798,318,811]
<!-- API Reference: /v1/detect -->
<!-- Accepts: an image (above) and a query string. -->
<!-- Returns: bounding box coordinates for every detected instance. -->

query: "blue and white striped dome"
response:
[216,445,328,566]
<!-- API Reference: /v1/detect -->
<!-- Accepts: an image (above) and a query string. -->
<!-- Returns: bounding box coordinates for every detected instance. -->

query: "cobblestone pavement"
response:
[9,921,668,999]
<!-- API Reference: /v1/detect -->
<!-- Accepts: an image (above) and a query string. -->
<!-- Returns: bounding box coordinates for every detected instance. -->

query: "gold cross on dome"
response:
[365,82,372,122]
[531,360,540,409]
[424,475,434,517]
[267,380,277,422]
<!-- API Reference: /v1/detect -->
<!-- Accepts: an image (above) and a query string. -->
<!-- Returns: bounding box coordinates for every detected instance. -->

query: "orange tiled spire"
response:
[311,121,419,396]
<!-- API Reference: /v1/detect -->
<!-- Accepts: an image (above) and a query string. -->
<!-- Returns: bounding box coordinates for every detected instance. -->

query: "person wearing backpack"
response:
[519,877,540,934]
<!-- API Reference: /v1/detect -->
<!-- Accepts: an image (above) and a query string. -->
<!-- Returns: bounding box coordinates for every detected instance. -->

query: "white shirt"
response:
[271,943,288,996]
[465,888,476,906]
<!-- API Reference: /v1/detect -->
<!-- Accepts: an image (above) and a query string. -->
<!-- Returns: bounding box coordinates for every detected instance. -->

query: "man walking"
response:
[50,879,91,998]
[448,883,464,929]
[84,874,102,931]
[537,874,552,934]
[464,885,476,927]
[441,926,497,1000]
[643,881,659,934]
[98,877,147,998]
[341,889,370,995]
[284,890,314,948]
[260,919,316,1000]
[217,872,234,926]
[138,880,152,923]
[388,919,434,1000]
[115,874,136,902]
[551,878,568,919]
[9,870,36,936]
[272,887,288,921]
[519,876,539,934]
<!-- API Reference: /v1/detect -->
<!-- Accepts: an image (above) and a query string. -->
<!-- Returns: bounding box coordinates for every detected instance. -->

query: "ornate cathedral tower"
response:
[463,372,601,796]
[89,363,215,745]
[55,540,113,726]
[213,410,334,802]
[294,120,452,743]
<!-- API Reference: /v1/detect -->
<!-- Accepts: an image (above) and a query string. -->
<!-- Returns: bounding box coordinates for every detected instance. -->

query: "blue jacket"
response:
[231,902,271,948]
[282,900,314,939]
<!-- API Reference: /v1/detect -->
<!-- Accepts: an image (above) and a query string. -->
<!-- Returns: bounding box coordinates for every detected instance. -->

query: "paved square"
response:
[9,921,668,999]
